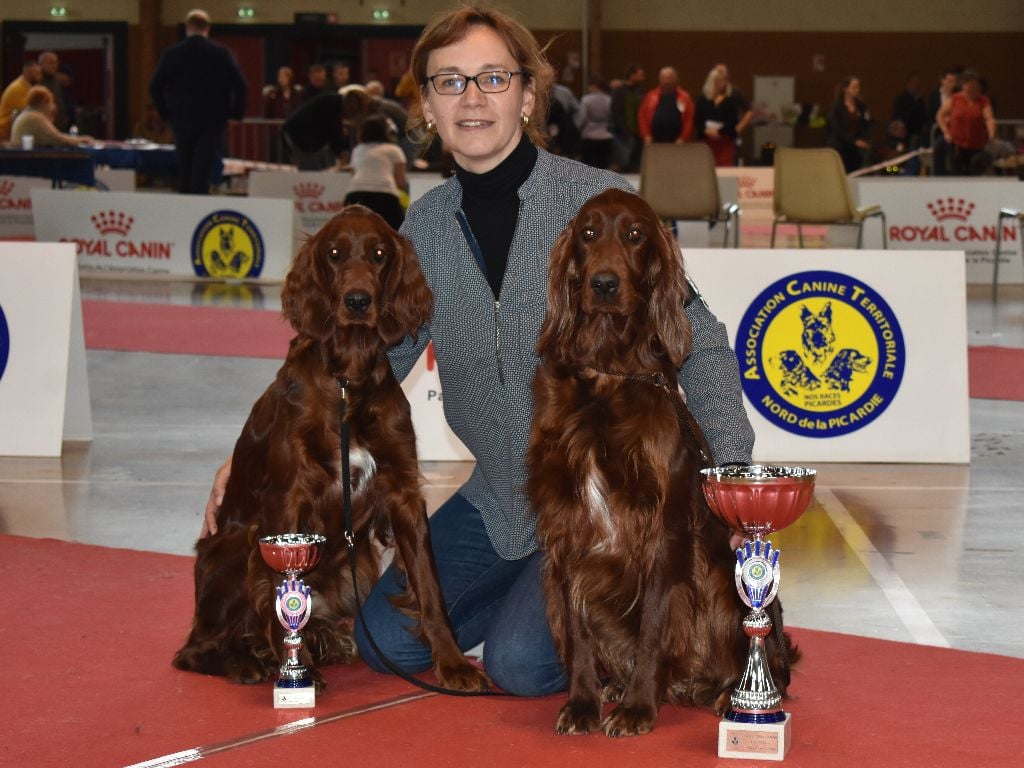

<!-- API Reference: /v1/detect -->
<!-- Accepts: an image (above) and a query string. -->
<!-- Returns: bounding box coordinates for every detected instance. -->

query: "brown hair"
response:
[407,4,554,147]
[25,85,54,110]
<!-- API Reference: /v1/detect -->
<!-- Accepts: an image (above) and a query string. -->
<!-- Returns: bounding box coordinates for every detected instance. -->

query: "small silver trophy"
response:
[700,465,816,761]
[258,533,326,709]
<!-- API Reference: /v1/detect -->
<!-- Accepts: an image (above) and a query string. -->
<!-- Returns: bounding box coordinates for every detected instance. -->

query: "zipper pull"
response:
[494,299,505,386]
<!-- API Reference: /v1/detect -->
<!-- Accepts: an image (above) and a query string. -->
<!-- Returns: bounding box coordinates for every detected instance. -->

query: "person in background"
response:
[282,87,369,170]
[332,62,353,90]
[609,63,645,172]
[936,70,996,175]
[10,85,92,148]
[694,63,752,166]
[262,66,304,119]
[638,66,694,145]
[0,61,42,143]
[925,66,961,176]
[343,114,408,230]
[889,73,927,150]
[305,63,329,100]
[365,79,416,166]
[575,76,613,169]
[827,75,872,173]
[149,9,247,194]
[37,51,71,131]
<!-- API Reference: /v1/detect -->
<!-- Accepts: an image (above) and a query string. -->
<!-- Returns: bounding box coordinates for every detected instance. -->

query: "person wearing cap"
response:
[149,9,247,194]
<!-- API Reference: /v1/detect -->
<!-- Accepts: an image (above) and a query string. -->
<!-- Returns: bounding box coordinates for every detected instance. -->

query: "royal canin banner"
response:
[0,176,50,240]
[247,170,352,241]
[31,190,295,280]
[855,178,1024,285]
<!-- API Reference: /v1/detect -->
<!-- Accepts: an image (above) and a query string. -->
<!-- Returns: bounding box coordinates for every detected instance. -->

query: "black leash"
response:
[337,380,508,697]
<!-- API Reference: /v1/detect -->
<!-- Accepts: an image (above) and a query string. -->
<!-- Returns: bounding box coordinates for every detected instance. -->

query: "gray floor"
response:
[1,280,1022,660]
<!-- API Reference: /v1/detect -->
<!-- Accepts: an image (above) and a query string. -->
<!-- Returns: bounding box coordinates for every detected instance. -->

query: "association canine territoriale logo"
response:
[736,270,905,437]
[91,210,135,236]
[926,198,975,222]
[190,210,265,279]
[0,304,10,383]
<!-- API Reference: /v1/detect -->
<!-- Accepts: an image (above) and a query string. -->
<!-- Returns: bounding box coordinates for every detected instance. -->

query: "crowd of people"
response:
[0,7,1008,192]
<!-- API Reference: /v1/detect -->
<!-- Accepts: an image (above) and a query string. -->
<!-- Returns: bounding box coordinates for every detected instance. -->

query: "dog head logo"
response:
[736,270,905,437]
[190,210,265,279]
[91,210,135,237]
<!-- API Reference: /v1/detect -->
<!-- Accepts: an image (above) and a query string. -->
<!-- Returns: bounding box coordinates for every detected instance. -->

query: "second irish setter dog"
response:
[527,189,795,736]
[173,206,489,692]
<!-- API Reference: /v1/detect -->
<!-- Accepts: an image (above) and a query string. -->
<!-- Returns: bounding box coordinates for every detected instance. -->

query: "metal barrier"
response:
[227,118,287,164]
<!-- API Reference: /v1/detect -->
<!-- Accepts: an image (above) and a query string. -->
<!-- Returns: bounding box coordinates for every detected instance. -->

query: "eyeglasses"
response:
[425,70,524,96]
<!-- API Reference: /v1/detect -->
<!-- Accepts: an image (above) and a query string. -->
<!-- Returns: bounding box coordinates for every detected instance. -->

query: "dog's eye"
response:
[327,246,341,261]
[372,247,387,264]
[581,227,597,241]
[626,227,644,243]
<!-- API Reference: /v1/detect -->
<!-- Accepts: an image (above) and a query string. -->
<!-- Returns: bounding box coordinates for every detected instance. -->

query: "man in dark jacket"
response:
[149,9,246,194]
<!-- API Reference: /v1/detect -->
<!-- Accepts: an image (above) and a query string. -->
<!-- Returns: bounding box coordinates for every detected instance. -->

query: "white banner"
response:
[247,170,352,241]
[401,342,471,461]
[855,177,1024,284]
[0,175,50,240]
[31,189,296,280]
[0,242,92,456]
[684,248,969,463]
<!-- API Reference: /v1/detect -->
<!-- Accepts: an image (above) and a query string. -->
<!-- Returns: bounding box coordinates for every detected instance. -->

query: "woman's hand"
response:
[201,457,232,537]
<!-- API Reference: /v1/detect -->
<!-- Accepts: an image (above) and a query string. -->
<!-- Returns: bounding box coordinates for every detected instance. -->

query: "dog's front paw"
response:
[602,704,657,737]
[225,655,276,685]
[601,681,624,703]
[556,698,602,735]
[437,660,491,692]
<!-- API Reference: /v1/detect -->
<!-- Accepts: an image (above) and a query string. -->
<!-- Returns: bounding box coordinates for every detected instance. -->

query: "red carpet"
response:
[82,299,293,359]
[968,346,1024,401]
[3,534,1021,768]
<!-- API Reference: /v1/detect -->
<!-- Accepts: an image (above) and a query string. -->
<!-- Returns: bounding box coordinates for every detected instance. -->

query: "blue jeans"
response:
[354,492,567,696]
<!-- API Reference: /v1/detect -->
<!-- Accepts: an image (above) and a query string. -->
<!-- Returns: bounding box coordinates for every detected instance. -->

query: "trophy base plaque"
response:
[274,683,316,709]
[718,712,791,761]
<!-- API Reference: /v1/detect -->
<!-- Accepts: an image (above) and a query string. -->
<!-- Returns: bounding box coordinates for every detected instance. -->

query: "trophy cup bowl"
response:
[700,465,816,761]
[258,533,326,709]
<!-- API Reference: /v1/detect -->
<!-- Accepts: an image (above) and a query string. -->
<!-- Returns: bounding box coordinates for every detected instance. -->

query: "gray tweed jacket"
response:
[391,148,754,560]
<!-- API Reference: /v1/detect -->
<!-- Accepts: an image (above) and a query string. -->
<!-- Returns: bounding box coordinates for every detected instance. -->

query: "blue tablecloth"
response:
[0,148,96,187]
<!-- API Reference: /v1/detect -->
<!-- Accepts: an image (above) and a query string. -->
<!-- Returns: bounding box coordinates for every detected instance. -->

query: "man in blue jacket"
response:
[149,9,246,194]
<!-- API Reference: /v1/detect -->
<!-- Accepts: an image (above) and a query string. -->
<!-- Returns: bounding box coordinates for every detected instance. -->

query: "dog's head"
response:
[800,303,835,364]
[281,205,433,346]
[539,188,691,370]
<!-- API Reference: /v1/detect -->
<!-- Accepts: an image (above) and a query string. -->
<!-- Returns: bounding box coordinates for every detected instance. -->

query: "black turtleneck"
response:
[454,134,538,298]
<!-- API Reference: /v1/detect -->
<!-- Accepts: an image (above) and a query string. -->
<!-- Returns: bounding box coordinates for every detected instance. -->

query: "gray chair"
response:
[639,142,740,247]
[771,147,887,249]
[993,207,1024,302]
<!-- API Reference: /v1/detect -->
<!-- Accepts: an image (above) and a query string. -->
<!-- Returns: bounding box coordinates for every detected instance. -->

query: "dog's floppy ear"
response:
[281,229,333,340]
[378,228,433,346]
[537,223,580,362]
[645,223,692,369]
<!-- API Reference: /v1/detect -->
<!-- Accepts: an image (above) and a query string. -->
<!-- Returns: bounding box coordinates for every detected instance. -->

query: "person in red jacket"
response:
[637,66,694,144]
[936,70,996,175]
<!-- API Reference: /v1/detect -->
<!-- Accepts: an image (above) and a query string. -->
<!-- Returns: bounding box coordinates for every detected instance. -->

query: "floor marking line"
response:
[816,488,950,648]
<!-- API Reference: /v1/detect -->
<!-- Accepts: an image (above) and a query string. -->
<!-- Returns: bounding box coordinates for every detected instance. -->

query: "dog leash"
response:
[336,380,508,698]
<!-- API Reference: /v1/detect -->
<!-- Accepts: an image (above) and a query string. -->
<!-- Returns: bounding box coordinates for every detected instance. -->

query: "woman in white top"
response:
[344,114,408,230]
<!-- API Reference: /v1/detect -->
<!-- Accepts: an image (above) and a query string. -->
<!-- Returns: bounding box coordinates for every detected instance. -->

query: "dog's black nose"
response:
[590,272,619,298]
[344,291,372,312]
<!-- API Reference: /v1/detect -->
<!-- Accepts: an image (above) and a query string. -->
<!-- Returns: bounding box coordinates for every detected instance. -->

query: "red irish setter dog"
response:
[527,189,796,736]
[173,206,489,692]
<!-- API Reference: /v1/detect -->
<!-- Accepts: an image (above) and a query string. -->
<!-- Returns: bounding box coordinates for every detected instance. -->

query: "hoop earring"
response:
[521,113,530,127]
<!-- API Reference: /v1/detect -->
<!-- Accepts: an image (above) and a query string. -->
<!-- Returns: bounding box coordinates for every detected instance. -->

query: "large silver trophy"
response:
[700,465,816,761]
[258,533,326,709]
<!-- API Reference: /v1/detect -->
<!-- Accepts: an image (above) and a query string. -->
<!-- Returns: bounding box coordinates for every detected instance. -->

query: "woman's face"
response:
[846,79,861,99]
[420,24,535,174]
